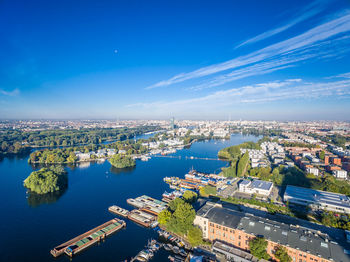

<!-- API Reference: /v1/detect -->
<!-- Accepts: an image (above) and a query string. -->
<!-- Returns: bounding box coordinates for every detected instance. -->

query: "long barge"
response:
[108,205,130,217]
[50,218,126,258]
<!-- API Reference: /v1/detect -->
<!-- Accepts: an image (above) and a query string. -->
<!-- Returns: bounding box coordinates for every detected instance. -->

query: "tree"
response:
[67,152,77,163]
[319,150,325,161]
[23,166,67,194]
[187,227,203,247]
[169,201,195,234]
[158,209,171,225]
[182,191,197,203]
[109,154,136,168]
[275,245,292,262]
[248,237,270,260]
[169,198,185,212]
[237,152,249,176]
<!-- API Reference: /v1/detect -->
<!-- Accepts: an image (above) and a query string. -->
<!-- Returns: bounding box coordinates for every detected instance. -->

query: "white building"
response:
[333,169,347,179]
[284,185,350,214]
[238,179,273,197]
[306,167,319,176]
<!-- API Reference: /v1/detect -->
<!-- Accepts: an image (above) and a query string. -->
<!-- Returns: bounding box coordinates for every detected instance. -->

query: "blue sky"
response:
[1,0,350,120]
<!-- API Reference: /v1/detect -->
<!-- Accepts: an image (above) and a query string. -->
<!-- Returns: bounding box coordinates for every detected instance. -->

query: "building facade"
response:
[194,202,350,262]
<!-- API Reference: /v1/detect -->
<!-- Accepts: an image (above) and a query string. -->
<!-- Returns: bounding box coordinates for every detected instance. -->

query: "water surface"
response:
[0,134,259,262]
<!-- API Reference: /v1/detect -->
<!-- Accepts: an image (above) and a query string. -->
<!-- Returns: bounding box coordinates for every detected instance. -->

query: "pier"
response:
[50,218,126,258]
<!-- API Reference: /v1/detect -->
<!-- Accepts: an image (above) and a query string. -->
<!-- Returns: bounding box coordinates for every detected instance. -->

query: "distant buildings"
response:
[194,201,350,262]
[332,169,347,179]
[306,166,319,176]
[238,179,273,197]
[283,185,350,214]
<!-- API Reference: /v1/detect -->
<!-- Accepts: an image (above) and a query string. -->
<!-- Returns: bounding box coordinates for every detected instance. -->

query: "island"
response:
[109,154,136,168]
[23,166,68,194]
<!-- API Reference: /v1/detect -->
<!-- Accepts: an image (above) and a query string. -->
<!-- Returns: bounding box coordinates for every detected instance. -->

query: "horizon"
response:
[1,0,350,120]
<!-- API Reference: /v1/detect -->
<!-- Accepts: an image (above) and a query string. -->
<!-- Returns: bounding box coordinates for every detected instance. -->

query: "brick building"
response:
[194,202,350,262]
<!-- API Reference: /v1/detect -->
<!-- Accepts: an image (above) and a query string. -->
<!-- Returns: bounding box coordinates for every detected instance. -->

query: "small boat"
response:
[164,243,173,251]
[179,249,187,257]
[172,246,180,254]
[168,255,175,262]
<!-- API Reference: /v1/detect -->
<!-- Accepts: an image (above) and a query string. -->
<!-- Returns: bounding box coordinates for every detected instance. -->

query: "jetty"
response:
[50,218,126,258]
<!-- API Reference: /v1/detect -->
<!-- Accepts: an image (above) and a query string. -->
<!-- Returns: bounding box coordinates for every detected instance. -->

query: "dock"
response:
[50,218,126,258]
[108,205,130,217]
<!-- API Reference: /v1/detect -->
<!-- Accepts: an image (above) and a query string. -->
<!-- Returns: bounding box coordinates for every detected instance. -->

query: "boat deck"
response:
[50,218,126,258]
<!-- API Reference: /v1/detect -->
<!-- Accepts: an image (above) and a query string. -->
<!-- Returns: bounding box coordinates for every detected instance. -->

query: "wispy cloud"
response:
[0,88,20,96]
[133,78,350,110]
[235,0,327,48]
[146,11,350,90]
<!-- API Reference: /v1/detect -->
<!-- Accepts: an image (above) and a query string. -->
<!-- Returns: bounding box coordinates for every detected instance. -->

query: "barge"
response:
[50,218,126,258]
[108,205,130,217]
[127,209,156,227]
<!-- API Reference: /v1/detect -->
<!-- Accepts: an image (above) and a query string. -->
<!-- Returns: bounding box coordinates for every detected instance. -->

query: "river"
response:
[0,133,259,262]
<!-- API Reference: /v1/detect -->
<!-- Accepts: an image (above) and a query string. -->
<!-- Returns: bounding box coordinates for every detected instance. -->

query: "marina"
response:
[50,218,126,258]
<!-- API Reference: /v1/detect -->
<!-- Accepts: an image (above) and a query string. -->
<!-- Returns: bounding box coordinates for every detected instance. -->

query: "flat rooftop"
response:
[284,185,350,209]
[197,202,350,262]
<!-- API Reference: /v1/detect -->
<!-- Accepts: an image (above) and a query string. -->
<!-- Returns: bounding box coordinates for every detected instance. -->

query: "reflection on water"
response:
[26,187,68,207]
[110,165,136,175]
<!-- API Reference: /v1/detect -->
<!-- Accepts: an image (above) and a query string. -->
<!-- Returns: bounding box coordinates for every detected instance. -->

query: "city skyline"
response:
[1,0,350,120]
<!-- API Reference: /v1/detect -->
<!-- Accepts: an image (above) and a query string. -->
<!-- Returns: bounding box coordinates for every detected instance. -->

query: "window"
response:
[320,242,328,248]
[238,242,241,246]
[238,235,241,240]
[264,226,271,231]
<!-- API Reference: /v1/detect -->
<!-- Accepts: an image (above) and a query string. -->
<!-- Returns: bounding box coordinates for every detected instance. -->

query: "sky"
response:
[1,0,350,120]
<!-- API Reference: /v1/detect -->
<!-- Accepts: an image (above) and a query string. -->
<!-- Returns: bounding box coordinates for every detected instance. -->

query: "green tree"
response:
[182,191,198,203]
[158,209,172,225]
[248,237,270,260]
[237,151,249,176]
[319,150,325,161]
[109,154,136,168]
[23,166,67,194]
[187,227,203,247]
[169,198,185,212]
[274,245,292,262]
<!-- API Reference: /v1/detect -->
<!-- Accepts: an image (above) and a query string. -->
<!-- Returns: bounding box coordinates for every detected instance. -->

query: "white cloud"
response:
[0,88,20,96]
[131,78,350,111]
[235,0,328,48]
[146,11,350,90]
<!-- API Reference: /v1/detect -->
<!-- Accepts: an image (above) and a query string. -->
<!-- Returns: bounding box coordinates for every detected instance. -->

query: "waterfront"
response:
[0,134,259,262]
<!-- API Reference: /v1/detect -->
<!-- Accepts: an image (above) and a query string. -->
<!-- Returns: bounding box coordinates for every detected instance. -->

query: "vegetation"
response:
[199,185,217,197]
[221,196,295,216]
[274,245,292,262]
[158,197,203,247]
[28,138,149,164]
[182,191,198,204]
[0,126,159,156]
[109,154,136,168]
[281,141,320,149]
[23,166,67,194]
[187,226,203,247]
[248,237,270,260]
[320,211,350,230]
[219,140,260,178]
